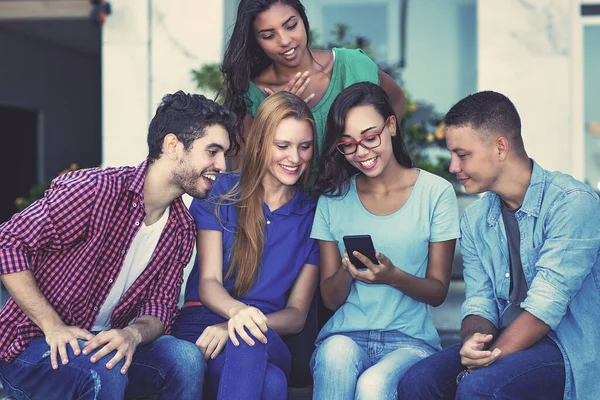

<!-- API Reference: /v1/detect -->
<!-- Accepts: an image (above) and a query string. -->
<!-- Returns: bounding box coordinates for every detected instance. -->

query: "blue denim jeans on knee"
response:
[398,336,565,400]
[206,328,291,400]
[0,335,204,400]
[206,329,291,400]
[172,306,292,400]
[311,330,437,400]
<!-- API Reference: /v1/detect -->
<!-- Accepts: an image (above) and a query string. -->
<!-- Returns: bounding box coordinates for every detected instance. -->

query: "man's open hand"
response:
[44,324,94,369]
[82,327,142,374]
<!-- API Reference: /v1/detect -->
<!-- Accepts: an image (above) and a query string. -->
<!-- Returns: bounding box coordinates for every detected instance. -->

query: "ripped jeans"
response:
[311,330,437,400]
[0,335,204,400]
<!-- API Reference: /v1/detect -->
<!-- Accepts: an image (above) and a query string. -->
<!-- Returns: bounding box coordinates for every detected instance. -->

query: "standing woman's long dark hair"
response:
[221,0,311,149]
[314,82,413,197]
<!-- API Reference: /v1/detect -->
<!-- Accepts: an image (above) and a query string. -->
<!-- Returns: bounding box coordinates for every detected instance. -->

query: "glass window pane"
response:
[321,4,389,62]
[584,25,600,191]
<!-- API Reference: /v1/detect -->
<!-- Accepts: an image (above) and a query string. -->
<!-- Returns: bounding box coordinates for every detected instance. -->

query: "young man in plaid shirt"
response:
[0,91,237,399]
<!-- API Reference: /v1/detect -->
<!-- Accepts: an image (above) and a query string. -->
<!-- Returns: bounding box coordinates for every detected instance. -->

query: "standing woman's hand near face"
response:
[262,71,316,104]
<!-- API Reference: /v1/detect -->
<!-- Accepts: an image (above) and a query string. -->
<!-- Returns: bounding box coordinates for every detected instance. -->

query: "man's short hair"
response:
[147,91,238,163]
[445,91,525,153]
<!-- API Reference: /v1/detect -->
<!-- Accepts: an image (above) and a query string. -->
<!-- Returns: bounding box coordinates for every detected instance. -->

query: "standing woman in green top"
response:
[222,0,406,172]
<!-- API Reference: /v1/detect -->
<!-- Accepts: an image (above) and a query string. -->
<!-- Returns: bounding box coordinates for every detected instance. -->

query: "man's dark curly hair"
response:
[147,91,238,162]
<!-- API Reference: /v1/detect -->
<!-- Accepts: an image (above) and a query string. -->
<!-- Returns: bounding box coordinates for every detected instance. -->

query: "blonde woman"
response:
[172,91,319,400]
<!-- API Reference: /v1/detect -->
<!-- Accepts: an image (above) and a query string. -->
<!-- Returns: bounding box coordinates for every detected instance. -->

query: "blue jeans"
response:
[172,306,291,400]
[208,328,291,400]
[0,335,204,400]
[282,291,319,388]
[397,336,566,399]
[310,331,437,400]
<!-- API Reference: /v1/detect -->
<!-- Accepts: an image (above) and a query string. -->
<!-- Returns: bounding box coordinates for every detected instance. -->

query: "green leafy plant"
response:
[191,63,225,102]
[401,99,452,182]
[14,163,80,212]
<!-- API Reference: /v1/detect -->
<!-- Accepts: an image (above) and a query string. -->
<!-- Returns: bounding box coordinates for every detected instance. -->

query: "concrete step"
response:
[432,280,464,348]
[431,280,464,331]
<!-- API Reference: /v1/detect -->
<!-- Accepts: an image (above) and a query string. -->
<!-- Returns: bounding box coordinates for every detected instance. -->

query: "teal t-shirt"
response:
[310,171,460,350]
[245,48,379,177]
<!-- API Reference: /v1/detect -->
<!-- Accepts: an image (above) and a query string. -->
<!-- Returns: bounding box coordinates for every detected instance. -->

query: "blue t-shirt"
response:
[311,170,460,349]
[185,173,320,317]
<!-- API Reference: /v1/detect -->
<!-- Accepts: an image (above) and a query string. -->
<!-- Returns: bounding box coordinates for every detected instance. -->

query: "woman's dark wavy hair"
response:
[314,82,413,197]
[221,0,311,152]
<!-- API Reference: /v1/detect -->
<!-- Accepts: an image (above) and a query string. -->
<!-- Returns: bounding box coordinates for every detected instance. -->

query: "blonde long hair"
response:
[220,92,316,297]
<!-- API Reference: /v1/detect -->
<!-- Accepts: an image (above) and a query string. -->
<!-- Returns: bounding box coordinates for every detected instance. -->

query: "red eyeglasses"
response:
[336,116,391,155]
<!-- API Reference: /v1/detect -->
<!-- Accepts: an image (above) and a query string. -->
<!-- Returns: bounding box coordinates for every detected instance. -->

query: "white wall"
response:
[102,0,225,167]
[0,26,101,180]
[477,0,572,175]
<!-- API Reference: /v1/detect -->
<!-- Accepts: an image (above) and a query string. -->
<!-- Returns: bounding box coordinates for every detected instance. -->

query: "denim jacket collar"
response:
[486,159,545,227]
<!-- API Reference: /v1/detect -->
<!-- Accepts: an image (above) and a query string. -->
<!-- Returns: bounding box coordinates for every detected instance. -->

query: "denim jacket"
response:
[460,160,600,400]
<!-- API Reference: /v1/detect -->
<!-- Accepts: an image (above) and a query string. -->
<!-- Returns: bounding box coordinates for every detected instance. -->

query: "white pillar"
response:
[102,0,225,167]
[102,0,151,167]
[150,0,225,111]
[477,0,572,174]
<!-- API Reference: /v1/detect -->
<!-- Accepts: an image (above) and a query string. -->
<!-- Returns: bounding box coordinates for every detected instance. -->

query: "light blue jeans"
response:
[310,330,437,400]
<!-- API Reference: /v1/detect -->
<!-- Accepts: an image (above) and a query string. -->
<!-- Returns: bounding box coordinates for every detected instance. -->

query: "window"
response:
[571,2,600,191]
[303,0,399,63]
[584,25,600,191]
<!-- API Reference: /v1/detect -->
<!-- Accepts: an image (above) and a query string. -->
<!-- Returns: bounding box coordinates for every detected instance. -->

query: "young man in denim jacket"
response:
[398,91,600,400]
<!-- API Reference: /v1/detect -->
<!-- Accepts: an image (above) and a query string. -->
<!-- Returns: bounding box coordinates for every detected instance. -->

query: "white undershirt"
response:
[92,207,170,331]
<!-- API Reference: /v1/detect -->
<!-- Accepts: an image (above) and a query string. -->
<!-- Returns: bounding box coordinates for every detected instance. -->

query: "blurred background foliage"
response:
[14,163,80,212]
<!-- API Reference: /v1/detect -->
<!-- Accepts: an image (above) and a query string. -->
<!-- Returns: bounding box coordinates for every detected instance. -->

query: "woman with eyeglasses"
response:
[222,0,406,177]
[171,92,320,399]
[309,82,460,399]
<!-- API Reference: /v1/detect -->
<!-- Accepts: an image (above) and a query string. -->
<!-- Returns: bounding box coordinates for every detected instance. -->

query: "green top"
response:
[245,47,379,182]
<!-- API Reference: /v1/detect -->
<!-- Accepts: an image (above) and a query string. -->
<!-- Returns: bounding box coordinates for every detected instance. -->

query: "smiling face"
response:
[340,105,396,179]
[446,124,501,194]
[253,2,308,68]
[173,124,230,199]
[263,116,314,189]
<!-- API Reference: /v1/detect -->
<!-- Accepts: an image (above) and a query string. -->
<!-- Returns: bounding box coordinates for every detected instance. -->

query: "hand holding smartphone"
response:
[342,235,379,270]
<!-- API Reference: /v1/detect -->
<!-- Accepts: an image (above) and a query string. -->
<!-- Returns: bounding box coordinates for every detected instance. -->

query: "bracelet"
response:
[456,369,470,385]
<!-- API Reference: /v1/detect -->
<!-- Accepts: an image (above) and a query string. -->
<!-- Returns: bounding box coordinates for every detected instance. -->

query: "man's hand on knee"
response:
[460,332,501,371]
[45,324,94,370]
[82,327,142,375]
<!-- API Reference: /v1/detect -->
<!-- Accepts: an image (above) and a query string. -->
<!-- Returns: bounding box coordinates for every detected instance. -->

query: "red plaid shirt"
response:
[0,162,195,362]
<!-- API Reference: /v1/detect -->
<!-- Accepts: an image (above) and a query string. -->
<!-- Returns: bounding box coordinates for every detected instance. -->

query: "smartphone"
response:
[342,235,379,270]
